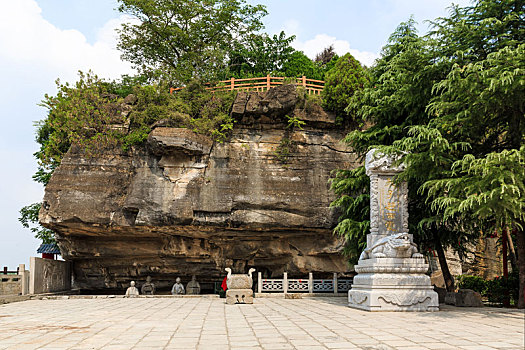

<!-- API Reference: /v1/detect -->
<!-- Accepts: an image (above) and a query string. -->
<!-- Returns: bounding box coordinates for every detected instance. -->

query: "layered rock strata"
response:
[40,85,358,290]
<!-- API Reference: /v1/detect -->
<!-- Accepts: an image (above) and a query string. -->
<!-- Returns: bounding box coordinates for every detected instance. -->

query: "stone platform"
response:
[348,257,439,311]
[0,297,523,349]
[226,289,254,305]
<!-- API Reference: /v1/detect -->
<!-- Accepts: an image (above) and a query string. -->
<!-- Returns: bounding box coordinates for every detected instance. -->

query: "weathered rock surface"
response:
[445,289,484,307]
[40,85,358,290]
[455,289,484,307]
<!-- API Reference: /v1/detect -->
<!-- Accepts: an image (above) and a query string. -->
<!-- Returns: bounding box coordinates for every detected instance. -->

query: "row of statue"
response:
[125,275,201,297]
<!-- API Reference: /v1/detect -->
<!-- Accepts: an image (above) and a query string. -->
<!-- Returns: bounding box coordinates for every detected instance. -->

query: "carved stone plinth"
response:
[226,289,254,304]
[348,258,439,311]
[349,149,438,311]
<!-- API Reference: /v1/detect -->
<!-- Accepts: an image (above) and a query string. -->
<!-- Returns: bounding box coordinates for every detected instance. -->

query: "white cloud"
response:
[0,0,135,83]
[293,34,379,67]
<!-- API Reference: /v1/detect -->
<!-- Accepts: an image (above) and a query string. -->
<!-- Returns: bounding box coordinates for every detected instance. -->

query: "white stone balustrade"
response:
[257,272,352,294]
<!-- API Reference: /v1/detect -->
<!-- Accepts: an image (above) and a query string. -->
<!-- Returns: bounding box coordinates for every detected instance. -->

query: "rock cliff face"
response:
[40,85,358,290]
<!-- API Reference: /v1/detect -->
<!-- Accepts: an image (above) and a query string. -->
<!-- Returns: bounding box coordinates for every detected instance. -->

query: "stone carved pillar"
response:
[366,149,408,239]
[348,149,439,311]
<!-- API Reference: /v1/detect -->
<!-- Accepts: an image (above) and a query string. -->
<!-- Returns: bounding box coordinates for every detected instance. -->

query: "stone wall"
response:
[29,257,71,294]
[0,275,21,295]
[0,264,29,296]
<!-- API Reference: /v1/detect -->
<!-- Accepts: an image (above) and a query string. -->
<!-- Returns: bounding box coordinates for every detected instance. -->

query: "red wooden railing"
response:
[170,75,324,95]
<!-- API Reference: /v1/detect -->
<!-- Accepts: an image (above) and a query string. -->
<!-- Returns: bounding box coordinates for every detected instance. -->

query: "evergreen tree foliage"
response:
[330,166,370,262]
[332,0,525,305]
[323,53,368,122]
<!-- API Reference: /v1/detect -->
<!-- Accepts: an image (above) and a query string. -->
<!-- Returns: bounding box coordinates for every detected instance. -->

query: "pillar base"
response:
[226,289,253,305]
[348,258,439,312]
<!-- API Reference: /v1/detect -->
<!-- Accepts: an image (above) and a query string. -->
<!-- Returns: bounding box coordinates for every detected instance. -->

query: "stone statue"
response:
[141,276,156,295]
[125,281,139,297]
[171,277,185,295]
[359,232,424,260]
[224,268,255,304]
[186,275,200,295]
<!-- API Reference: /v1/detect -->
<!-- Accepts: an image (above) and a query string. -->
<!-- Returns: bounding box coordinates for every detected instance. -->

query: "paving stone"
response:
[260,344,294,350]
[323,341,358,349]
[0,297,522,350]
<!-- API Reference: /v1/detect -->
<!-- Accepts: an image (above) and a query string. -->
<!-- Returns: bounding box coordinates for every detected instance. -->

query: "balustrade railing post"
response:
[266,74,271,90]
[258,272,262,293]
[308,272,313,293]
[19,264,28,295]
[302,75,306,88]
[283,272,288,294]
[230,77,235,91]
[333,272,338,294]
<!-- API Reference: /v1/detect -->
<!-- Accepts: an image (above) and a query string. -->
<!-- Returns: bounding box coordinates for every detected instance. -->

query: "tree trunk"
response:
[516,225,525,309]
[502,229,510,307]
[433,231,455,292]
[507,229,517,271]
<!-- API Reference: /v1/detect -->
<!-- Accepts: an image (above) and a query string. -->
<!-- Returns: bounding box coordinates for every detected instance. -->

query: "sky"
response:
[0,0,472,270]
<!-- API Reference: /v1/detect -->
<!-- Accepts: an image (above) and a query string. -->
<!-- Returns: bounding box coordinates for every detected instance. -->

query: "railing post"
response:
[308,272,313,293]
[19,264,28,295]
[283,272,288,294]
[266,74,271,90]
[258,272,262,293]
[2,266,6,274]
[302,75,306,88]
[333,272,338,294]
[230,77,235,91]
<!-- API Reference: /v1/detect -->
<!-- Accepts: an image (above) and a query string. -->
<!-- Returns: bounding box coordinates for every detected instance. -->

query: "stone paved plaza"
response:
[0,297,523,350]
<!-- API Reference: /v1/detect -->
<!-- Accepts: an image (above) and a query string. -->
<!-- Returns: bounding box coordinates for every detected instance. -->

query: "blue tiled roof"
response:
[37,243,61,254]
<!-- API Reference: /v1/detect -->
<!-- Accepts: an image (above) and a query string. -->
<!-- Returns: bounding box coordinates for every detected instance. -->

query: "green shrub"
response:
[35,72,238,188]
[286,114,305,130]
[296,87,323,113]
[457,272,519,306]
[274,138,293,163]
[457,275,487,295]
[322,53,368,123]
[486,271,519,305]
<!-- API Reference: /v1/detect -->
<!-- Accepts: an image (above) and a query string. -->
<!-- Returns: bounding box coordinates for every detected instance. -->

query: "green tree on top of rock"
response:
[117,0,267,84]
[322,53,368,123]
[281,51,323,80]
[227,31,296,78]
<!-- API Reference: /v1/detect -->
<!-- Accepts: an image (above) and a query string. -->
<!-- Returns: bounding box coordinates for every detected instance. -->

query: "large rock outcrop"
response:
[40,85,358,290]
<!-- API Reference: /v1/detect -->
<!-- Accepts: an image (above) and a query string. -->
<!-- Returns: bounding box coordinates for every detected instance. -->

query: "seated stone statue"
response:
[186,275,201,295]
[171,277,185,295]
[141,275,156,295]
[125,281,139,297]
